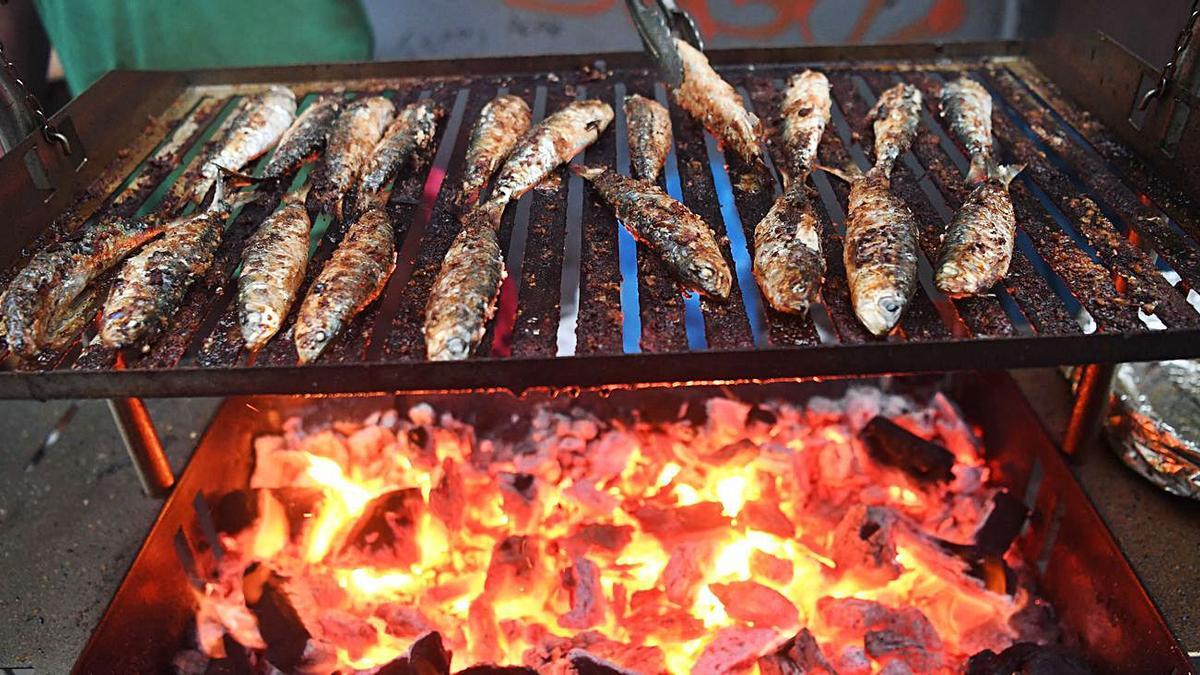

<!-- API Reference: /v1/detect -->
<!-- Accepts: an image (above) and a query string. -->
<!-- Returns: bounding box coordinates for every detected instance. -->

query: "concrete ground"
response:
[0,372,1196,672]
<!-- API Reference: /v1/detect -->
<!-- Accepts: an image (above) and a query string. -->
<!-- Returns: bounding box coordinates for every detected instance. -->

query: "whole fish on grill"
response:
[100,172,238,350]
[624,93,672,182]
[935,162,1024,296]
[575,165,730,299]
[423,211,506,361]
[936,77,1025,296]
[238,190,312,351]
[753,70,830,314]
[672,38,762,165]
[457,94,532,209]
[348,98,444,217]
[822,83,923,335]
[306,96,396,220]
[185,86,296,206]
[255,96,342,182]
[476,99,614,225]
[2,216,162,357]
[940,77,994,185]
[294,207,396,363]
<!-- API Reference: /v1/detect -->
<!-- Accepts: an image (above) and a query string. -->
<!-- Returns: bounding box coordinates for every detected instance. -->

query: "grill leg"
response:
[1062,363,1117,457]
[107,397,174,497]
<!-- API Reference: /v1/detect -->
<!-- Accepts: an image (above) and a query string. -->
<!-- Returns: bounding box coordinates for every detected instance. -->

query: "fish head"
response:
[425,323,475,362]
[685,257,732,300]
[294,322,335,364]
[239,304,283,352]
[100,307,145,349]
[854,289,906,336]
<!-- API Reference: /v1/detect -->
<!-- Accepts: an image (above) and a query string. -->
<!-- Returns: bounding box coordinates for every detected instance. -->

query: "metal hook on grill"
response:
[0,36,73,156]
[1137,0,1200,110]
[624,0,704,88]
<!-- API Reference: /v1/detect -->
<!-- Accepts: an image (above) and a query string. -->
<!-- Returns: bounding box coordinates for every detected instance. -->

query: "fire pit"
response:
[71,373,1190,674]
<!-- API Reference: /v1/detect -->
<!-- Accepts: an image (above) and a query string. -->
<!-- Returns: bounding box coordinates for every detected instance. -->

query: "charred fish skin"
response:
[672,38,763,165]
[843,171,921,336]
[482,99,614,217]
[238,197,312,351]
[306,96,396,220]
[753,186,825,313]
[624,94,672,183]
[423,218,506,361]
[940,77,994,185]
[458,95,532,209]
[294,208,396,363]
[935,164,1023,297]
[193,86,296,204]
[868,83,922,177]
[2,216,161,357]
[780,70,831,185]
[351,98,445,216]
[576,165,731,300]
[259,96,342,181]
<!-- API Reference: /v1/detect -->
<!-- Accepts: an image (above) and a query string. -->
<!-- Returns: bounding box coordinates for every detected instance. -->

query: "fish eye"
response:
[447,337,468,357]
[879,297,901,315]
[692,265,714,281]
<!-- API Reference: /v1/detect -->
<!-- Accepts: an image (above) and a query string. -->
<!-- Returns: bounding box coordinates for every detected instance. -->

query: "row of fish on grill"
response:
[0,39,1023,365]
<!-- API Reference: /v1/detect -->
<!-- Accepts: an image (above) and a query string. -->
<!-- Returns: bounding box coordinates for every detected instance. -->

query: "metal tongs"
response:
[624,0,704,88]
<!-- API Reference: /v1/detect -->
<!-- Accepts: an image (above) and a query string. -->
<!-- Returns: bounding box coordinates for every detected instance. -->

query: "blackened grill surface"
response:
[2,50,1200,398]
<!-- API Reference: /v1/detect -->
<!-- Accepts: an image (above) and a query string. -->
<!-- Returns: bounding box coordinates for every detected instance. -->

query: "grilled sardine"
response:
[458,95,532,209]
[238,192,312,351]
[479,99,614,223]
[842,168,921,335]
[753,70,831,314]
[350,98,444,216]
[307,96,396,220]
[576,165,730,299]
[258,96,342,181]
[940,77,994,185]
[189,86,296,205]
[101,177,235,349]
[2,216,161,357]
[868,83,922,178]
[624,94,672,182]
[294,207,395,363]
[672,39,762,165]
[935,163,1023,296]
[423,215,506,361]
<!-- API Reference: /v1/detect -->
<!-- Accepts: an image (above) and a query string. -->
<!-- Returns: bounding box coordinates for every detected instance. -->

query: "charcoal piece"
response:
[966,642,1091,675]
[742,500,796,538]
[483,535,540,598]
[407,426,431,451]
[429,458,465,530]
[694,626,782,675]
[376,631,453,675]
[757,629,836,675]
[561,556,606,629]
[633,502,729,540]
[211,490,258,535]
[973,490,1029,557]
[859,416,955,484]
[709,581,799,629]
[566,523,634,554]
[377,603,433,638]
[750,549,794,586]
[708,438,760,465]
[455,667,537,675]
[568,649,638,675]
[829,504,900,581]
[243,567,310,673]
[746,404,778,427]
[337,488,423,568]
[501,472,537,500]
[682,399,708,427]
[662,541,717,607]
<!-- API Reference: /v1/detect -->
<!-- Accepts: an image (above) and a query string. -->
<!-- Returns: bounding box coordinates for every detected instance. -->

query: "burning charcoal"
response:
[484,535,544,601]
[817,597,893,633]
[746,404,778,429]
[624,595,707,642]
[469,598,503,664]
[707,438,760,466]
[966,642,1090,675]
[815,598,940,673]
[878,662,914,675]
[973,491,1029,557]
[864,624,941,672]
[682,399,708,427]
[243,566,333,674]
[347,424,398,468]
[693,626,782,675]
[377,603,432,638]
[317,609,377,661]
[567,648,638,675]
[709,581,799,630]
[376,631,453,675]
[407,425,432,452]
[527,633,667,674]
[429,458,466,530]
[336,488,424,568]
[859,417,955,484]
[565,523,634,555]
[567,479,620,515]
[829,505,900,582]
[211,490,259,535]
[589,430,637,482]
[756,629,835,675]
[301,429,351,468]
[750,550,794,586]
[455,667,537,675]
[633,502,729,541]
[741,500,795,538]
[706,398,752,439]
[560,557,606,629]
[250,441,312,489]
[661,541,717,607]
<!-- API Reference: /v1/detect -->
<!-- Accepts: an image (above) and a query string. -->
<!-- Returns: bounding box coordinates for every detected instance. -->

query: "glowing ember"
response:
[188,388,1057,674]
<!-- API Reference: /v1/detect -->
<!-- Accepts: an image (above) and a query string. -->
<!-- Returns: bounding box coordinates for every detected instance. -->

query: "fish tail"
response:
[987,158,1025,187]
[571,164,606,181]
[816,162,862,184]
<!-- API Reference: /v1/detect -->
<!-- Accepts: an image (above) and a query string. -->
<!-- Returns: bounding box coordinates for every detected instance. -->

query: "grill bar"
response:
[2,50,1199,398]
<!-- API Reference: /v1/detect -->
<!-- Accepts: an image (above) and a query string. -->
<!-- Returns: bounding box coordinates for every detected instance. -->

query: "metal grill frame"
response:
[3,41,1200,399]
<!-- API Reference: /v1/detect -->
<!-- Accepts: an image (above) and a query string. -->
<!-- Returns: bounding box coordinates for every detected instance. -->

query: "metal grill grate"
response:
[2,50,1199,398]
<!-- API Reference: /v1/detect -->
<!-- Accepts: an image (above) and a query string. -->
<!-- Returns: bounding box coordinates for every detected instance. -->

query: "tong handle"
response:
[655,0,704,51]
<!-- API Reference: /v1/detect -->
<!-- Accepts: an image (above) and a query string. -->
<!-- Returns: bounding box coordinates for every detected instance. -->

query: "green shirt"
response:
[35,0,374,94]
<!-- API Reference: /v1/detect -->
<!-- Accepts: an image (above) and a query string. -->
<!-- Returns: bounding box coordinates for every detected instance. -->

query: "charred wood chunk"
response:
[757,629,836,675]
[973,490,1029,557]
[830,505,900,582]
[819,597,942,673]
[750,549,794,586]
[270,487,325,542]
[746,404,778,428]
[694,626,783,675]
[709,581,799,630]
[484,535,541,599]
[707,438,760,466]
[468,598,503,665]
[966,642,1090,675]
[454,667,537,675]
[317,609,377,661]
[742,500,796,538]
[376,603,433,639]
[859,417,955,484]
[527,633,667,674]
[211,490,258,536]
[337,488,423,568]
[566,523,635,555]
[376,631,453,675]
[429,458,465,530]
[567,648,639,675]
[561,556,606,629]
[662,541,717,607]
[633,502,730,541]
[242,566,313,674]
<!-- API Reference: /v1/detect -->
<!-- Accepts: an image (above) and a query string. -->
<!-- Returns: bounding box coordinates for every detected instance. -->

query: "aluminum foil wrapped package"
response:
[1105,360,1200,500]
